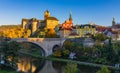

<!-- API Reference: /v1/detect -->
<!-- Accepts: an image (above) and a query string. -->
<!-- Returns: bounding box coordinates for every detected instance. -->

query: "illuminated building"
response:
[21,10,59,35]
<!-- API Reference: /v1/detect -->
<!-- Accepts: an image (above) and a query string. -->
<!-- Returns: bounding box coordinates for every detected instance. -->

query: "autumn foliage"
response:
[46,28,57,38]
[0,25,31,38]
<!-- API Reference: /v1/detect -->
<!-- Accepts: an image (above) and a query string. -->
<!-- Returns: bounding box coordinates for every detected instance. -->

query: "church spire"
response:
[69,11,72,20]
[112,17,116,26]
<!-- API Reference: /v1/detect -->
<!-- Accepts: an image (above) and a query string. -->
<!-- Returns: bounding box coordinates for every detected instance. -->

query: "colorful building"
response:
[76,23,96,37]
[96,18,120,41]
[44,10,59,29]
[60,12,74,38]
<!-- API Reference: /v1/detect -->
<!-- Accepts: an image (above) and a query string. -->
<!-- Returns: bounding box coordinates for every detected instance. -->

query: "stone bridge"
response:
[11,38,66,56]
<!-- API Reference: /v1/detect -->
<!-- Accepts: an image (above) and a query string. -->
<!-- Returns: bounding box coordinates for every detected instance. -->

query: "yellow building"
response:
[76,24,96,37]
[45,17,59,29]
[43,10,59,29]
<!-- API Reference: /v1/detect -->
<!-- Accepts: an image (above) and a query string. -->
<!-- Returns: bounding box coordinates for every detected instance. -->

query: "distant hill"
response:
[0,25,21,30]
[0,24,21,27]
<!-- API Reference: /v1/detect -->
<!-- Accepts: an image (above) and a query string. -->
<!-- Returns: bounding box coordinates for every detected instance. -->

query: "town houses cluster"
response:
[22,10,120,40]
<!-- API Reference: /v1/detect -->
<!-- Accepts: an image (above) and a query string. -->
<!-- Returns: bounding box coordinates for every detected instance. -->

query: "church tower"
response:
[44,10,50,20]
[69,11,72,21]
[112,17,116,26]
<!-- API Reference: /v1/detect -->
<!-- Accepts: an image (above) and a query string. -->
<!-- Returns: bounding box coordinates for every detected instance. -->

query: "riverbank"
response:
[0,69,14,73]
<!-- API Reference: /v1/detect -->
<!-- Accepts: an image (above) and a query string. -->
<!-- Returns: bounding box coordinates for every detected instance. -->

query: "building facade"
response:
[111,17,120,40]
[76,23,96,37]
[60,12,74,38]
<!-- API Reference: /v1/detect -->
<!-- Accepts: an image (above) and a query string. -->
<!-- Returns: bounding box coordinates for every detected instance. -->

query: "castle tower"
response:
[112,17,116,26]
[44,10,50,20]
[22,19,28,29]
[31,18,38,35]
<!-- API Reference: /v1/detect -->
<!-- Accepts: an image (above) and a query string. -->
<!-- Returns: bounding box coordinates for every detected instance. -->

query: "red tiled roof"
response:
[61,19,73,30]
[111,31,118,34]
[112,24,120,28]
[96,26,111,32]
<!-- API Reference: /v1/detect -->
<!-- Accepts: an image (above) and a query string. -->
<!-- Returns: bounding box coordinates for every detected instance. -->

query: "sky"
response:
[0,0,120,26]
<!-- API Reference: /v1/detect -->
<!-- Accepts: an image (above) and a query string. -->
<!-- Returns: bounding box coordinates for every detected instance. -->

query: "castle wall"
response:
[32,21,38,35]
[22,20,28,29]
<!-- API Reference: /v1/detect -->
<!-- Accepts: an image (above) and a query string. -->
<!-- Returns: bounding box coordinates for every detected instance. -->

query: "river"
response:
[17,55,109,73]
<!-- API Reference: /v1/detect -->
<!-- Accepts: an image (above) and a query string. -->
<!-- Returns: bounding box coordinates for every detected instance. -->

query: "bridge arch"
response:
[10,38,66,56]
[20,41,45,56]
[52,45,61,53]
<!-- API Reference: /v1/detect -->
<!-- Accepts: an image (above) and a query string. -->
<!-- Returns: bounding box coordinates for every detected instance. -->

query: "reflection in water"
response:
[17,56,62,73]
[52,61,66,73]
[38,61,60,73]
[17,56,99,73]
[17,57,36,73]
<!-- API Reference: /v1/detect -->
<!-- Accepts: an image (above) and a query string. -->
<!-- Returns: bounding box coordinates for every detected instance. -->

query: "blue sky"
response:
[0,0,120,26]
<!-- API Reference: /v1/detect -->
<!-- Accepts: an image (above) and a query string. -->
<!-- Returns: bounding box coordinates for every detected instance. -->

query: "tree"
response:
[96,65,111,73]
[113,42,120,57]
[0,32,3,38]
[0,26,31,38]
[7,41,21,62]
[63,40,74,51]
[53,50,62,58]
[0,39,9,58]
[61,48,70,58]
[106,38,117,63]
[0,40,21,69]
[46,28,57,38]
[93,33,108,41]
[63,62,81,73]
[23,29,31,38]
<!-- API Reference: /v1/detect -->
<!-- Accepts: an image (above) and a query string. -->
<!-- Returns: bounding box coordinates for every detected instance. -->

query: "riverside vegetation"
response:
[0,36,120,73]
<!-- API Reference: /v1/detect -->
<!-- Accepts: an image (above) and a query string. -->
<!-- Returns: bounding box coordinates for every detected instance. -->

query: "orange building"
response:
[62,12,73,30]
[60,12,73,38]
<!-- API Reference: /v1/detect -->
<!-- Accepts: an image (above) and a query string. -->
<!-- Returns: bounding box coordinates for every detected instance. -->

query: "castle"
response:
[22,10,59,35]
